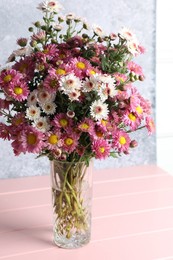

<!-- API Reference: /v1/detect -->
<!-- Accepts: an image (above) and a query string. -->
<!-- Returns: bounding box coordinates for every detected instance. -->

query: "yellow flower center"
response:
[3,74,12,83]
[128,113,136,121]
[99,147,105,153]
[48,134,58,145]
[65,138,74,146]
[60,118,68,127]
[50,79,57,88]
[101,119,108,126]
[19,64,28,73]
[96,131,103,138]
[81,123,89,130]
[14,118,23,126]
[119,136,126,145]
[14,87,23,95]
[89,70,96,75]
[76,62,86,69]
[43,48,49,54]
[136,106,143,114]
[56,68,66,75]
[27,133,37,145]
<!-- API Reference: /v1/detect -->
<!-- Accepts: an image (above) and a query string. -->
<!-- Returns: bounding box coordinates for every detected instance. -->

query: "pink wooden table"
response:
[1,165,173,260]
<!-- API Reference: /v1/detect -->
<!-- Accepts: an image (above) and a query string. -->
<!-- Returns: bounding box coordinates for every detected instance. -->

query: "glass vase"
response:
[50,159,93,249]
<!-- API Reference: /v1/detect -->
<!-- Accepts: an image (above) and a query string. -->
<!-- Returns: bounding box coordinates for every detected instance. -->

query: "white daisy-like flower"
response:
[67,90,81,101]
[33,117,50,133]
[90,100,109,121]
[37,0,63,13]
[27,90,38,107]
[97,83,117,101]
[26,105,41,121]
[126,40,139,56]
[37,90,55,104]
[119,27,137,42]
[93,24,105,38]
[60,73,81,94]
[82,77,97,92]
[42,102,56,115]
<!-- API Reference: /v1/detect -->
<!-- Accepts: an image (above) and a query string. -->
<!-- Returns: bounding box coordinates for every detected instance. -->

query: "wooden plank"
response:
[0,165,168,194]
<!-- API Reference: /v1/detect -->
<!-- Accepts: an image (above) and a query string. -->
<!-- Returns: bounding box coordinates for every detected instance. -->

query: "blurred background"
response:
[0,0,157,178]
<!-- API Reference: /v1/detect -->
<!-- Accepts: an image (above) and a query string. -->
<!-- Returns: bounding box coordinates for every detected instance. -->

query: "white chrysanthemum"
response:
[93,25,105,38]
[97,83,117,101]
[37,90,55,104]
[119,27,137,42]
[90,100,109,121]
[68,90,81,101]
[33,117,50,133]
[26,105,41,121]
[82,77,97,92]
[126,40,139,56]
[42,102,56,115]
[37,0,63,12]
[27,90,38,106]
[60,73,81,94]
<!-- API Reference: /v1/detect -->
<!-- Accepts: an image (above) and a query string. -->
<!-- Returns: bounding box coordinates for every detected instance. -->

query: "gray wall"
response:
[0,0,156,179]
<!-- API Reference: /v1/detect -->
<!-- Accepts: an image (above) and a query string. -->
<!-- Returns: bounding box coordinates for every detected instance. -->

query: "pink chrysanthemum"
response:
[127,61,144,76]
[146,117,155,135]
[114,72,128,86]
[78,118,95,135]
[13,56,35,81]
[43,74,59,93]
[92,139,110,159]
[62,131,79,153]
[0,69,22,87]
[68,57,91,79]
[11,112,26,128]
[8,80,29,101]
[19,126,45,153]
[52,113,73,129]
[45,130,63,150]
[122,110,141,130]
[42,44,58,59]
[0,123,11,140]
[112,130,131,153]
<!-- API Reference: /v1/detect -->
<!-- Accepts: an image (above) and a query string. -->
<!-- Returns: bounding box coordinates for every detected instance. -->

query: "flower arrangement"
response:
[0,0,155,164]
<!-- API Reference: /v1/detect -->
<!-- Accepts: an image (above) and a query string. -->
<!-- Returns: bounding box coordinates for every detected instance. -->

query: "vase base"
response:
[53,231,91,249]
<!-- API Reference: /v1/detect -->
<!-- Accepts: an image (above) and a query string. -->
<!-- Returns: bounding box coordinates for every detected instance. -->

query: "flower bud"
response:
[28,27,34,32]
[34,21,41,28]
[130,140,138,148]
[139,75,145,81]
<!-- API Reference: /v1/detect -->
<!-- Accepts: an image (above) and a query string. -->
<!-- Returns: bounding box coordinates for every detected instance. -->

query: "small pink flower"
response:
[68,57,90,79]
[0,123,11,140]
[52,113,73,129]
[0,69,22,87]
[45,131,63,150]
[112,130,131,153]
[13,56,35,81]
[62,131,79,153]
[19,126,45,154]
[92,139,110,159]
[8,80,29,101]
[127,61,144,76]
[78,118,95,135]
[122,111,141,130]
[43,74,59,93]
[146,117,155,135]
[114,72,127,85]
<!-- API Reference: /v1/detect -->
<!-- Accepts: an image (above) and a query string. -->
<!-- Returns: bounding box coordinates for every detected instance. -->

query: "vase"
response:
[50,159,93,249]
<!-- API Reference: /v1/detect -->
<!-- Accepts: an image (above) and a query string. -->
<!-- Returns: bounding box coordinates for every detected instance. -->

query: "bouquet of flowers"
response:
[0,0,154,164]
[0,0,155,248]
